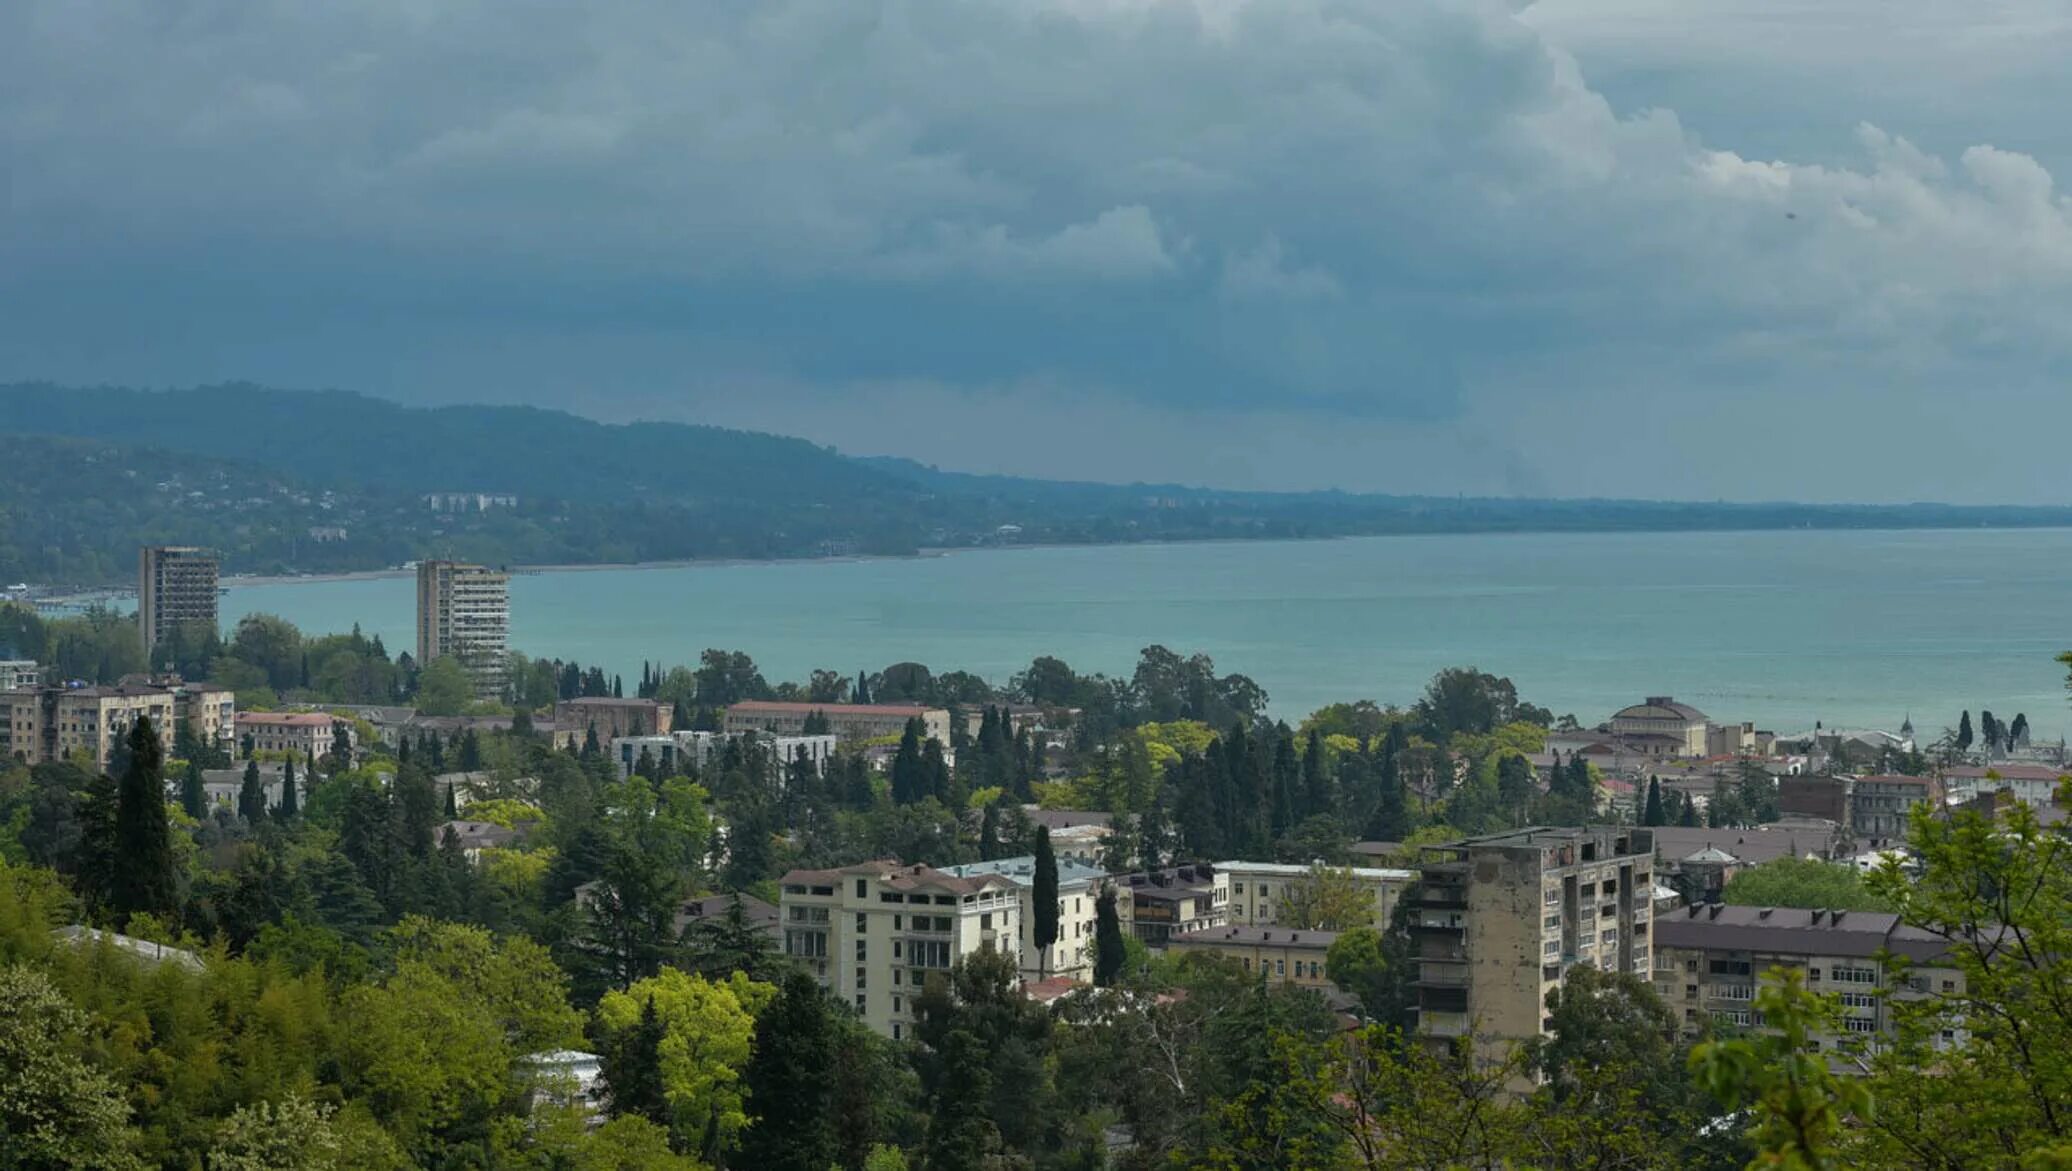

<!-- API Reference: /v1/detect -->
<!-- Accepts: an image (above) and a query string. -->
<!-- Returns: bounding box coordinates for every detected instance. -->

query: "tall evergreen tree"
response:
[330,722,354,774]
[444,779,459,819]
[738,970,840,1171]
[1033,826,1060,980]
[1956,710,1974,753]
[180,760,207,820]
[603,995,670,1126]
[854,670,871,705]
[278,760,299,819]
[1093,887,1126,987]
[279,758,295,816]
[890,719,924,805]
[1642,777,1666,827]
[979,802,1002,861]
[1677,792,1701,827]
[109,716,175,924]
[1301,728,1329,822]
[238,759,265,823]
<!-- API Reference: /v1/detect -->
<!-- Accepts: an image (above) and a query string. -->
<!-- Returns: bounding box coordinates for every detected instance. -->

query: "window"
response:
[893,914,902,930]
[981,913,992,930]
[856,879,867,898]
[1714,984,1754,1001]
[1259,884,1270,897]
[856,913,868,933]
[1234,882,1245,895]
[1712,1009,1753,1027]
[855,940,867,961]
[892,1023,902,1041]
[856,993,866,1011]
[1832,967,1877,985]
[893,941,903,960]
[1840,992,1877,1009]
[892,995,902,1013]
[1685,985,1698,1000]
[855,967,866,989]
[1709,959,1752,977]
[1843,1017,1878,1034]
[1276,959,1286,976]
[1941,979,1956,993]
[1686,959,1699,973]
[1544,914,1562,930]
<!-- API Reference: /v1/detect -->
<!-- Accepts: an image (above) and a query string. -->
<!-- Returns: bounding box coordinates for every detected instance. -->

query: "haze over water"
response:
[222,528,2072,740]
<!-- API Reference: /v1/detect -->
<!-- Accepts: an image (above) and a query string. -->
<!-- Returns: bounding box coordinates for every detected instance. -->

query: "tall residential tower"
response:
[415,560,509,699]
[138,546,219,658]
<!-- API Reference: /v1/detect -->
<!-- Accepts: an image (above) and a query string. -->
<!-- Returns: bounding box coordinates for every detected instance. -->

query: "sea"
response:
[219,528,2072,740]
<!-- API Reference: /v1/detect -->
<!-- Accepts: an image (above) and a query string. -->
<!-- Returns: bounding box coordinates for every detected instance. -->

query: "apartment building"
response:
[778,860,1022,1040]
[610,729,835,781]
[0,684,176,770]
[1849,775,1941,845]
[1218,860,1416,930]
[1408,827,1655,1053]
[415,560,510,699]
[0,661,40,690]
[168,678,237,759]
[1118,863,1227,947]
[237,711,350,762]
[942,855,1121,982]
[725,700,952,744]
[554,697,671,743]
[1653,904,1963,1064]
[138,546,220,658]
[1167,924,1338,989]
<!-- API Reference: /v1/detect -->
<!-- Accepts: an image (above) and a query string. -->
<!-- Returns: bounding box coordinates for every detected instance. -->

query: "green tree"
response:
[1281,863,1377,932]
[414,656,474,717]
[595,969,774,1161]
[602,996,670,1128]
[278,758,300,819]
[1691,968,1870,1171]
[738,970,839,1171]
[180,760,208,820]
[1033,825,1060,980]
[1643,777,1666,826]
[205,1096,342,1171]
[1093,886,1126,987]
[110,716,175,924]
[0,964,143,1170]
[1722,857,1895,913]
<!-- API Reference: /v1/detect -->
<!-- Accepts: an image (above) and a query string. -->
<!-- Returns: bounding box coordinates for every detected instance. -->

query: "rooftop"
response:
[779,859,1019,896]
[730,700,944,717]
[1215,859,1416,882]
[943,855,1108,887]
[1613,696,1709,722]
[237,712,336,728]
[1653,903,1949,963]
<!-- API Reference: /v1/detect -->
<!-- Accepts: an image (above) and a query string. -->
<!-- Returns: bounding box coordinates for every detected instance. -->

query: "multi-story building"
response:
[1218,860,1417,930]
[1407,827,1655,1054]
[725,700,951,744]
[609,729,835,781]
[1118,863,1228,947]
[1167,924,1338,988]
[0,661,40,690]
[1653,904,1962,1064]
[138,546,219,658]
[415,560,509,699]
[0,684,177,770]
[778,860,1023,1040]
[236,711,350,762]
[554,697,670,744]
[1849,775,1941,845]
[168,679,237,759]
[942,855,1120,982]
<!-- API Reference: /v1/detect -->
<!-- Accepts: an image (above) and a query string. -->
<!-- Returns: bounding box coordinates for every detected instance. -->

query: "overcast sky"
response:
[5,0,2071,501]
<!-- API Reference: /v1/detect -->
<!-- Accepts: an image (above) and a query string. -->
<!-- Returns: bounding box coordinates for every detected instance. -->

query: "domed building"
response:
[1608,696,1709,757]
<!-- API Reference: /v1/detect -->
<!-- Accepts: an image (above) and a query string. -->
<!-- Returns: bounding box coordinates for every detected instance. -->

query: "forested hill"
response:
[7,382,2072,585]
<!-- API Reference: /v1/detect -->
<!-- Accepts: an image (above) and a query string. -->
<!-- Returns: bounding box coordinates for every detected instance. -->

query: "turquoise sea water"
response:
[221,528,2072,738]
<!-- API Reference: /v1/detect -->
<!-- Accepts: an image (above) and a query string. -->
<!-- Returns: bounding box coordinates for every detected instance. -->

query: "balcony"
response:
[1421,1011,1471,1038]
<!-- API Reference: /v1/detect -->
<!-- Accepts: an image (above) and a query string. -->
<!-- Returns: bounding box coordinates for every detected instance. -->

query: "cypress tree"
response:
[444,779,459,818]
[331,722,354,773]
[1956,710,1974,753]
[280,758,295,817]
[1033,826,1060,980]
[180,760,207,820]
[1677,792,1700,827]
[1301,728,1329,822]
[890,719,924,804]
[854,670,871,705]
[1094,887,1126,986]
[110,716,175,924]
[512,708,535,738]
[738,970,840,1171]
[279,759,300,819]
[1642,777,1665,826]
[604,995,670,1126]
[979,803,1001,861]
[238,759,265,822]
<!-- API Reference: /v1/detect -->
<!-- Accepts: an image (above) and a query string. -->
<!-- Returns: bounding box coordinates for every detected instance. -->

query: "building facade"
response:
[237,711,350,762]
[1118,863,1228,947]
[0,684,177,770]
[415,560,510,699]
[169,679,238,759]
[555,697,670,743]
[138,546,219,658]
[1167,924,1338,988]
[1217,860,1417,930]
[725,700,952,744]
[778,860,1022,1040]
[942,856,1120,982]
[1849,774,1941,844]
[1408,827,1655,1053]
[1653,904,1962,1064]
[1607,698,1709,757]
[609,728,835,781]
[0,661,40,690]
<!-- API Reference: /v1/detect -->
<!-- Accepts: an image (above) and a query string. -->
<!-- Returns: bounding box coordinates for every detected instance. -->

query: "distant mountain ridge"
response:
[5,382,2072,585]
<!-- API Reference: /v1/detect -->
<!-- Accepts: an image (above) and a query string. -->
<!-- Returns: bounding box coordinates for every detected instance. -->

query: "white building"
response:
[942,855,1119,982]
[237,711,350,763]
[778,860,1022,1040]
[0,660,39,690]
[1217,860,1418,931]
[415,560,510,699]
[522,1049,604,1123]
[610,729,837,781]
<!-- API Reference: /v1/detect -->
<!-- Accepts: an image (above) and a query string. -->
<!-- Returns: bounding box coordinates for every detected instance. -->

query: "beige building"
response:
[0,661,40,690]
[554,697,671,743]
[726,700,951,744]
[1849,774,1941,845]
[1218,860,1416,930]
[1608,697,1709,757]
[1168,924,1338,987]
[942,856,1122,982]
[237,711,350,762]
[415,560,509,699]
[0,684,177,770]
[779,860,1022,1040]
[1409,827,1655,1053]
[138,546,219,658]
[1118,863,1228,947]
[169,679,237,759]
[1653,904,1963,1065]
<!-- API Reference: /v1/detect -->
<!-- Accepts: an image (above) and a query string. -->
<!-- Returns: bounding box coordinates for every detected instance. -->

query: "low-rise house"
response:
[522,1049,604,1122]
[1216,860,1416,930]
[1022,809,1113,865]
[1167,924,1338,988]
[440,819,523,860]
[727,700,951,744]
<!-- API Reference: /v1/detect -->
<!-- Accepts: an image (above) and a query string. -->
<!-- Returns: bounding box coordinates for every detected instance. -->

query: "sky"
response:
[4,0,2071,502]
